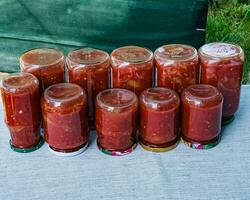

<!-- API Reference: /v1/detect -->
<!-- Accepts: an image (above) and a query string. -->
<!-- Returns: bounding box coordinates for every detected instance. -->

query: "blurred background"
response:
[0,0,249,83]
[207,0,250,84]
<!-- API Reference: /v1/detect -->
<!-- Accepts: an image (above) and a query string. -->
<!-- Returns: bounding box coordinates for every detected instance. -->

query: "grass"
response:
[207,0,250,84]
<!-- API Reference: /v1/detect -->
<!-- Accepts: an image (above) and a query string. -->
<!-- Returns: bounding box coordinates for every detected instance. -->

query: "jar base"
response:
[9,137,44,153]
[97,140,137,156]
[222,115,235,126]
[48,142,88,157]
[182,135,220,150]
[140,140,179,153]
[139,136,179,152]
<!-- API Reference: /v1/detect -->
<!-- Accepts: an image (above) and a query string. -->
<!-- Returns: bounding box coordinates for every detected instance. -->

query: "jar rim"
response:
[96,88,138,111]
[154,44,198,62]
[198,42,243,59]
[20,48,64,68]
[140,87,179,108]
[181,84,223,108]
[111,46,153,65]
[67,48,110,66]
[43,83,85,105]
[0,72,39,93]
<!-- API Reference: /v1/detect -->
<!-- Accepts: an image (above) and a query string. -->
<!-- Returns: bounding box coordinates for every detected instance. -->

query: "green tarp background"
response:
[0,0,208,73]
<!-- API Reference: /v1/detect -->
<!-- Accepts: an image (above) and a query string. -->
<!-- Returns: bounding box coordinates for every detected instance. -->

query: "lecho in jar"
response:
[139,88,180,152]
[181,84,223,149]
[66,48,110,128]
[41,83,89,156]
[199,42,244,125]
[155,44,199,94]
[0,73,43,153]
[20,48,65,91]
[111,46,154,96]
[95,89,138,156]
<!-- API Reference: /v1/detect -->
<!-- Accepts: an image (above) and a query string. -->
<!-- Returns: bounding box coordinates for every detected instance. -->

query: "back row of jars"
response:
[19,43,244,126]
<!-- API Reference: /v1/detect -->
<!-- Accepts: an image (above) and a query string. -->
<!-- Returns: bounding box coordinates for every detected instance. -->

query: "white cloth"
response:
[0,86,250,200]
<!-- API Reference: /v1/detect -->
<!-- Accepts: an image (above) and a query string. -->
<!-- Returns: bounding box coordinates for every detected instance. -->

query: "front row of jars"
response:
[1,72,223,155]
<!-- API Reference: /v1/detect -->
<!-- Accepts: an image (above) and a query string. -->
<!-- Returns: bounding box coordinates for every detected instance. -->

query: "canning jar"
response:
[95,88,138,156]
[0,73,43,152]
[66,48,110,128]
[199,42,244,125]
[181,84,223,149]
[139,88,180,152]
[41,83,89,156]
[155,44,199,94]
[20,48,65,92]
[111,46,154,96]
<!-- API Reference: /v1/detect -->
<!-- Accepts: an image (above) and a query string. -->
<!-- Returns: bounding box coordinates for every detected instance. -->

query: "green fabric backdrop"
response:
[0,0,208,73]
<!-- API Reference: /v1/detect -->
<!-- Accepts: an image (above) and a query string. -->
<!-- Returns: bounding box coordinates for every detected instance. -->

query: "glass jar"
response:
[111,46,154,96]
[66,48,110,129]
[41,83,89,156]
[139,88,180,152]
[181,84,223,149]
[20,48,65,92]
[95,88,138,156]
[0,73,43,152]
[155,44,199,94]
[199,42,244,125]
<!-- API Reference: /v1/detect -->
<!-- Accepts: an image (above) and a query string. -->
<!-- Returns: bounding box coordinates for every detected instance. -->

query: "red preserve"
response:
[95,89,138,156]
[181,84,223,149]
[20,48,65,91]
[199,42,244,125]
[139,88,180,152]
[41,83,89,156]
[111,46,154,96]
[155,44,199,94]
[0,73,43,152]
[66,48,110,128]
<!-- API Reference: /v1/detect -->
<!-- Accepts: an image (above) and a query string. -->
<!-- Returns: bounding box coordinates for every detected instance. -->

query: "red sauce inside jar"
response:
[181,84,223,144]
[95,89,138,152]
[1,73,41,149]
[41,83,89,152]
[66,48,110,127]
[139,88,180,150]
[111,46,153,96]
[155,44,199,94]
[20,48,65,91]
[199,42,244,119]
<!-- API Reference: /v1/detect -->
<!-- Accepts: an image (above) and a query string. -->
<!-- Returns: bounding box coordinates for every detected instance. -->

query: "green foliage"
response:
[207,0,250,84]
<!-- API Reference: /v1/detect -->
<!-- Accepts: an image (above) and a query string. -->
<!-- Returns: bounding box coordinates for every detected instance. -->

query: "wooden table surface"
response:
[0,86,250,200]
